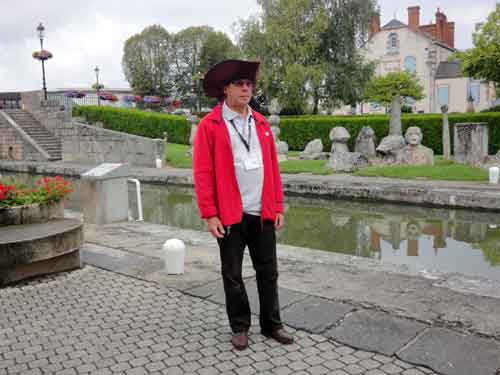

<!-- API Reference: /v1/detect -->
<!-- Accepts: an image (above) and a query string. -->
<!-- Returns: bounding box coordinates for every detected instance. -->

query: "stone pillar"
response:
[453,123,489,166]
[268,99,288,162]
[187,114,199,156]
[441,105,451,160]
[80,163,130,224]
[389,96,402,136]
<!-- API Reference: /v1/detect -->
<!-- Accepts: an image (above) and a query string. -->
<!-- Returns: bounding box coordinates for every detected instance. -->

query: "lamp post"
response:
[94,66,101,106]
[36,22,48,100]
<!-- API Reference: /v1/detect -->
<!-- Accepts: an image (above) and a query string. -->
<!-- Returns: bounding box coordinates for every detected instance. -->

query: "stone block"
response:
[282,296,355,333]
[397,328,500,375]
[326,310,426,356]
[453,123,489,166]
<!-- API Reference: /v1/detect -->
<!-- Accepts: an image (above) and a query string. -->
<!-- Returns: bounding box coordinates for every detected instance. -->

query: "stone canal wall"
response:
[1,161,500,212]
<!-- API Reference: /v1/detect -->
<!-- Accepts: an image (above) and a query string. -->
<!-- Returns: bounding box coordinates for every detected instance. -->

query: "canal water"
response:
[3,172,500,281]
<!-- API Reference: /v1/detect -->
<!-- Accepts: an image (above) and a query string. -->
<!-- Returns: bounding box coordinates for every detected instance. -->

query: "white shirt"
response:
[222,101,264,216]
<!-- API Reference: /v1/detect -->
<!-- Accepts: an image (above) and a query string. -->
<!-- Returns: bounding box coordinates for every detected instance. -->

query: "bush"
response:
[73,106,191,145]
[482,105,500,112]
[280,113,500,154]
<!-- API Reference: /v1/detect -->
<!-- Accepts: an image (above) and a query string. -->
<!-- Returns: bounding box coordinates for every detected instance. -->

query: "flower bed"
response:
[0,176,73,225]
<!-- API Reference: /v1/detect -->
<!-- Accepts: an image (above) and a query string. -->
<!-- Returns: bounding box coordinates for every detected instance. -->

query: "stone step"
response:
[0,218,83,285]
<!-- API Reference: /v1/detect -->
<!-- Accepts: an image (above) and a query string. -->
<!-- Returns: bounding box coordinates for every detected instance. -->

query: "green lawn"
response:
[165,143,192,169]
[354,156,488,181]
[166,143,487,181]
[165,143,332,174]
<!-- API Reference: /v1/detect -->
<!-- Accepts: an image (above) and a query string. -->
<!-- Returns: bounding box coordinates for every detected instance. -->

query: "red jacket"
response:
[193,104,284,226]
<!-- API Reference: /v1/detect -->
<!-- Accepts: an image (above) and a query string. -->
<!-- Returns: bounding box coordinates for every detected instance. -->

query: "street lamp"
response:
[94,66,101,106]
[36,22,48,100]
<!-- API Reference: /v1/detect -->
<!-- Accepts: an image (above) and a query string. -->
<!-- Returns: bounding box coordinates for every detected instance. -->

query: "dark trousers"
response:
[217,214,283,334]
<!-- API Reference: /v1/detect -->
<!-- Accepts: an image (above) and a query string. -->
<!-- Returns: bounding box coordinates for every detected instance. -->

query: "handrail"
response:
[127,178,144,221]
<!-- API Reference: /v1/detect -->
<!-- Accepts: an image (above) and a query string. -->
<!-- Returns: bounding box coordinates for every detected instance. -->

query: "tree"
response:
[122,25,172,96]
[199,32,240,74]
[236,0,377,114]
[456,3,500,90]
[170,26,214,99]
[320,0,377,110]
[364,71,424,135]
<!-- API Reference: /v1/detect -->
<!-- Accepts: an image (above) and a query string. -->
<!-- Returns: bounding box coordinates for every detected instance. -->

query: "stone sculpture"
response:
[271,126,289,162]
[327,152,369,172]
[376,135,406,163]
[326,126,368,172]
[454,122,489,166]
[354,126,377,159]
[299,139,327,160]
[329,127,350,153]
[441,105,451,160]
[395,126,434,166]
[186,113,199,156]
[268,99,288,162]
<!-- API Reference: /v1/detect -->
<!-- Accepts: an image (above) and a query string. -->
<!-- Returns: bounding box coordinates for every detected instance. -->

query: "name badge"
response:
[244,157,262,171]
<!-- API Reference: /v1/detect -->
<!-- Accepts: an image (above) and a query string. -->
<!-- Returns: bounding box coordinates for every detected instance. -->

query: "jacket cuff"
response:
[275,202,284,214]
[201,208,219,219]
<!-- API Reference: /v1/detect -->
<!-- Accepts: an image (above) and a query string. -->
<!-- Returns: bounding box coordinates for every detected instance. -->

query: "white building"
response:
[360,6,496,114]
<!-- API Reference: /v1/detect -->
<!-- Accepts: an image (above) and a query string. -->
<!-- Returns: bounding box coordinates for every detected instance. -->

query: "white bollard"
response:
[155,157,163,169]
[162,239,185,274]
[489,166,499,185]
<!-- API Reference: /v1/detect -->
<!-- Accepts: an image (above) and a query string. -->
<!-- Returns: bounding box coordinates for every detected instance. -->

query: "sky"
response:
[0,0,497,92]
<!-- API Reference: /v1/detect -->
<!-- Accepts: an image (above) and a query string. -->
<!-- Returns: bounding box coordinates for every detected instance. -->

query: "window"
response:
[404,56,417,75]
[438,85,449,106]
[387,33,399,54]
[469,82,480,103]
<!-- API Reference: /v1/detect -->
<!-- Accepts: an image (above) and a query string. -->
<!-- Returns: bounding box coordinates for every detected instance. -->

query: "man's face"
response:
[224,79,254,107]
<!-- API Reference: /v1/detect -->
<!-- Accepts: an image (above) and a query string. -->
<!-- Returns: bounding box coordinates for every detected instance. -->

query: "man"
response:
[193,60,293,350]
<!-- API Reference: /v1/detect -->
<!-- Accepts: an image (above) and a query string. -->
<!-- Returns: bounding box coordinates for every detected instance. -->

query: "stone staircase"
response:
[3,109,62,161]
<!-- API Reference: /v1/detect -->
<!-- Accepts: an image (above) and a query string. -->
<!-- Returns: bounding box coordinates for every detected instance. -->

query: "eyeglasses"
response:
[230,79,255,88]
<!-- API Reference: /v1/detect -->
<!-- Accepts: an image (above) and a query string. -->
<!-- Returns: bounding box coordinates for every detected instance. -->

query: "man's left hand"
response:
[275,213,285,230]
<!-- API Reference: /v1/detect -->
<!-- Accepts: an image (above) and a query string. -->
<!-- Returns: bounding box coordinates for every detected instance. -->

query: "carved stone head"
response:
[405,126,422,146]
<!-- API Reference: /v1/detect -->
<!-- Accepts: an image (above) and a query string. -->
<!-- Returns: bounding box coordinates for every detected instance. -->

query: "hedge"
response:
[280,113,500,154]
[72,106,191,145]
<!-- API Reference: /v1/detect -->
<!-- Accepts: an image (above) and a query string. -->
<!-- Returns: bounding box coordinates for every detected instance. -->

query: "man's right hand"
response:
[206,216,225,238]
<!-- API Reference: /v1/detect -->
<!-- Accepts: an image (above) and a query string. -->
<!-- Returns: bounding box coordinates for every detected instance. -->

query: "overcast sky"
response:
[0,0,497,92]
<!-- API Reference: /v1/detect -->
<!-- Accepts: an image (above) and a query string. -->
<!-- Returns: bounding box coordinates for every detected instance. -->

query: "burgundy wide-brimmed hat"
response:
[203,59,260,99]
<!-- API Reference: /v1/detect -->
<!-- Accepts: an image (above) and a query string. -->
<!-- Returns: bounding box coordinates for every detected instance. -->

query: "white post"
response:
[489,167,499,185]
[162,239,186,274]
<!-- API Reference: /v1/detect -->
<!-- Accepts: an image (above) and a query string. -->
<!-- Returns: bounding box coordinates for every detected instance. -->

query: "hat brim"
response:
[203,60,260,99]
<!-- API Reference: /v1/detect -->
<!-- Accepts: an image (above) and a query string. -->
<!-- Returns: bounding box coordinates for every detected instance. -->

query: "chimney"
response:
[370,13,381,37]
[408,6,420,31]
[435,8,447,43]
[446,22,455,48]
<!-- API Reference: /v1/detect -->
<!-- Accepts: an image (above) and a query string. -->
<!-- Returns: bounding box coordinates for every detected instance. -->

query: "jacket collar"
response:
[206,103,267,126]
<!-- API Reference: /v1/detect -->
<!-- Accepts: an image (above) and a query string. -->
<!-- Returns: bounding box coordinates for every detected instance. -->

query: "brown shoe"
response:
[263,328,294,345]
[231,332,249,350]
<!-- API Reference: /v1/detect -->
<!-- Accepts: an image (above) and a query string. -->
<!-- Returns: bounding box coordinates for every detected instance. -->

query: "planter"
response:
[0,201,64,226]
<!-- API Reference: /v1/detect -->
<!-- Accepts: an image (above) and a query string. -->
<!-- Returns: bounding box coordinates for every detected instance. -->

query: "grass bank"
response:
[166,144,488,181]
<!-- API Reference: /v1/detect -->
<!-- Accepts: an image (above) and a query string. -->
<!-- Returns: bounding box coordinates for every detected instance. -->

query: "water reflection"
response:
[130,185,500,280]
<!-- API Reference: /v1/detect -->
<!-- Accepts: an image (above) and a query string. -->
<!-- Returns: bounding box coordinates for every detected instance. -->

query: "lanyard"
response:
[229,115,253,152]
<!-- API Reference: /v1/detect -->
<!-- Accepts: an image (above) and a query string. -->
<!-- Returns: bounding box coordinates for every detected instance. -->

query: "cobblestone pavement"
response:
[0,267,437,375]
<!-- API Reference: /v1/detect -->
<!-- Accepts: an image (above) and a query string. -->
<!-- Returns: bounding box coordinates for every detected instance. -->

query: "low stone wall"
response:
[19,91,165,167]
[57,121,164,167]
[0,112,47,161]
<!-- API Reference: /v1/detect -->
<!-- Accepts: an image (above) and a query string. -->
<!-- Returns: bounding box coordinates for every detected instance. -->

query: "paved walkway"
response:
[4,218,500,374]
[1,267,437,375]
